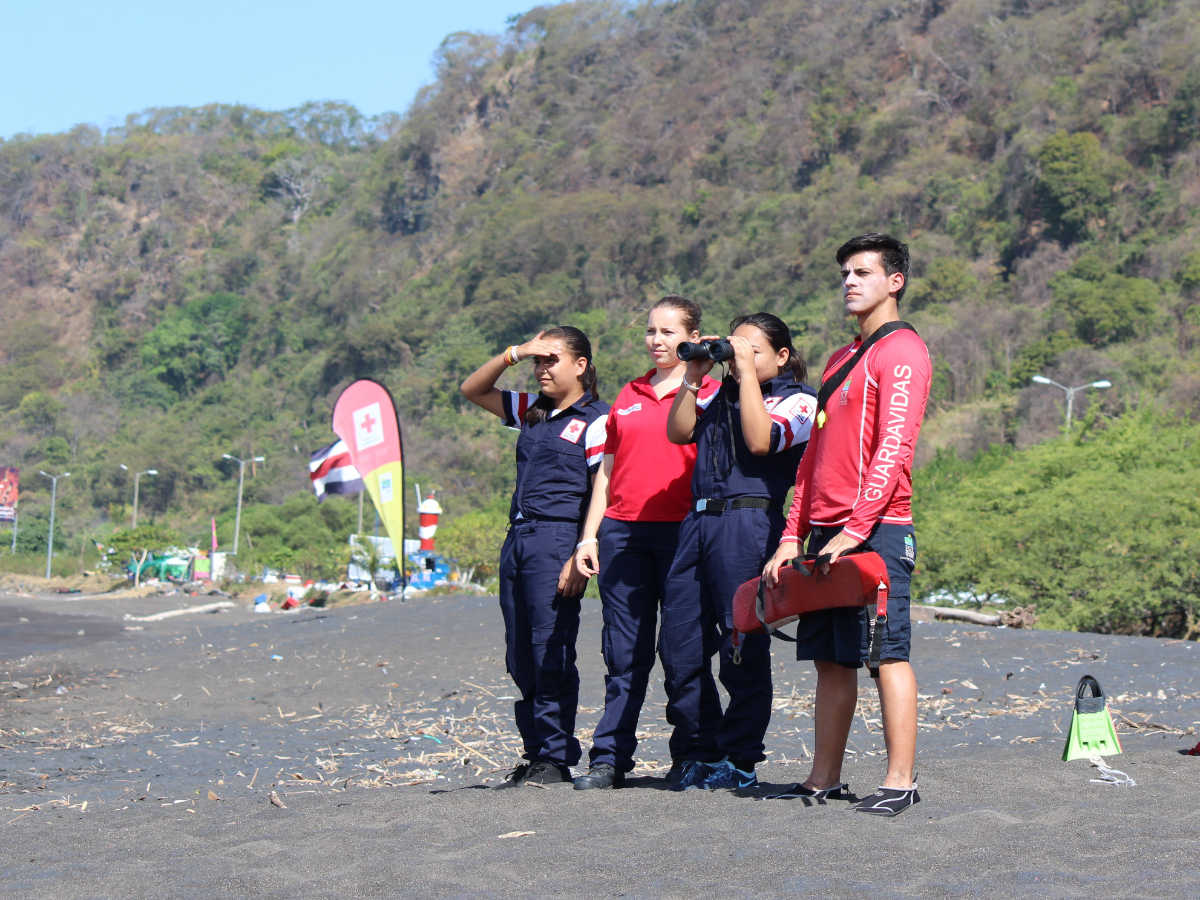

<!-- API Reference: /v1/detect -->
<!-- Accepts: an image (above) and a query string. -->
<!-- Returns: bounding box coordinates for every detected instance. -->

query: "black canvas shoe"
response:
[766,782,848,801]
[493,762,531,790]
[853,785,920,816]
[523,760,573,785]
[668,759,716,791]
[573,763,624,790]
[663,760,688,789]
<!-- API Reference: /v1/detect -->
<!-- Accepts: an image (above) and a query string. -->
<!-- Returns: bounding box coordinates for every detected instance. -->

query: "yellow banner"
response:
[364,460,405,553]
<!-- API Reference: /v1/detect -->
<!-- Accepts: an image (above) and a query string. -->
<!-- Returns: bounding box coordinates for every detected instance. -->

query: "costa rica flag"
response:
[309,439,364,501]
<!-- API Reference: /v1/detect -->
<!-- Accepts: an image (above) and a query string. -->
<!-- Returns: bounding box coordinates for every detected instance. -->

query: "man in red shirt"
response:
[764,233,932,816]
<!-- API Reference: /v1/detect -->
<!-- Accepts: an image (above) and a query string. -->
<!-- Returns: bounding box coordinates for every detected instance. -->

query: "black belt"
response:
[694,496,772,514]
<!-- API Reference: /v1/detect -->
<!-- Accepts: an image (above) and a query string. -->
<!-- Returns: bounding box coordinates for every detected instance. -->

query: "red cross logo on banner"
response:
[331,380,406,587]
[353,402,384,451]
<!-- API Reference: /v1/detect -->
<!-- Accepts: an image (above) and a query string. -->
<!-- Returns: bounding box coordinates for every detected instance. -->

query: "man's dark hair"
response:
[835,233,910,303]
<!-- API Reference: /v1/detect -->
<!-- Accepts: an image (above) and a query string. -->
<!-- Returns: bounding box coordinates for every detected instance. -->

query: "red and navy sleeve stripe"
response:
[500,390,536,428]
[584,415,608,469]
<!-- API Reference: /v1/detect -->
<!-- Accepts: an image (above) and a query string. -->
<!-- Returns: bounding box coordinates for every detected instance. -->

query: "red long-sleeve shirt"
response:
[781,327,931,545]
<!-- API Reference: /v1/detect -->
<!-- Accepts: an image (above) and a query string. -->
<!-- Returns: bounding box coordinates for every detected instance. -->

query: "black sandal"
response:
[766,782,848,801]
[853,784,920,816]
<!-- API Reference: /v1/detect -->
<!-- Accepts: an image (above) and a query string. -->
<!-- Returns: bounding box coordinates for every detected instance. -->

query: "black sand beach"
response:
[2,586,1197,897]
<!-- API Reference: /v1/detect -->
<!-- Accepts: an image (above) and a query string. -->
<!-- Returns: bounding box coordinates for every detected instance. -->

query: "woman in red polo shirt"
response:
[572,295,720,790]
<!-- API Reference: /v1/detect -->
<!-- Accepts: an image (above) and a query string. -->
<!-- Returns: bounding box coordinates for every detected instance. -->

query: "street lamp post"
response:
[119,464,158,529]
[1031,375,1112,429]
[38,470,70,579]
[223,454,264,555]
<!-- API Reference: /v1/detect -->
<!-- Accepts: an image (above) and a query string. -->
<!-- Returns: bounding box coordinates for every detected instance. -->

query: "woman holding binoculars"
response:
[658,312,818,790]
[572,296,720,790]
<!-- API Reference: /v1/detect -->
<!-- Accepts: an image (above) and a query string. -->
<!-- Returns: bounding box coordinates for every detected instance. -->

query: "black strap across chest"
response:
[815,321,917,418]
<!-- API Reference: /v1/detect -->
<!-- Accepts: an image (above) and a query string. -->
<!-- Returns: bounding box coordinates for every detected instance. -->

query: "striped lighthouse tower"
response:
[417,493,443,551]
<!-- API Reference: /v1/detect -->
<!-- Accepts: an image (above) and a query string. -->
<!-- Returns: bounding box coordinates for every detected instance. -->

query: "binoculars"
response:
[677,339,734,363]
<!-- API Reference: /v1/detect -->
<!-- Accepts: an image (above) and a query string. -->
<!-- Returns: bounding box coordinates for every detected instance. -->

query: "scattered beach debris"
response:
[3,598,1196,824]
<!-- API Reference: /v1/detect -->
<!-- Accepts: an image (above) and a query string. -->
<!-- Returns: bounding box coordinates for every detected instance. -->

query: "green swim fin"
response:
[1062,674,1122,761]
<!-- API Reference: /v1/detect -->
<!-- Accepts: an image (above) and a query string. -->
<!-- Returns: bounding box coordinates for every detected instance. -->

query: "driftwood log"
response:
[123,600,236,622]
[919,605,1037,628]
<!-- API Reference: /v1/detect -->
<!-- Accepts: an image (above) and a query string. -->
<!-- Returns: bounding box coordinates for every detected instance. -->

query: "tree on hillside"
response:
[1164,66,1200,153]
[1051,265,1160,347]
[139,293,252,397]
[1174,251,1200,355]
[1034,131,1117,244]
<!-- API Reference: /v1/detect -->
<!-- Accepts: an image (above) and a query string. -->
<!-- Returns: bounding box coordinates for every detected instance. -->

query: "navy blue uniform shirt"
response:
[690,375,817,502]
[501,390,610,523]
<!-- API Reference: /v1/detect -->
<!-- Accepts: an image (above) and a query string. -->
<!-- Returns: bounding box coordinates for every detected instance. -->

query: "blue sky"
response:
[1,1,564,139]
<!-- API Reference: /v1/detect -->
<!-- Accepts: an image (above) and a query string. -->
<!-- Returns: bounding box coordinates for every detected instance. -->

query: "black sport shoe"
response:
[523,760,573,786]
[493,762,531,790]
[669,759,716,791]
[573,763,624,790]
[854,785,920,816]
[766,782,848,801]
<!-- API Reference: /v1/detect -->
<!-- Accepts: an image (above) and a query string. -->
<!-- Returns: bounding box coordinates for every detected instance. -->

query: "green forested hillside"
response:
[916,410,1200,637]
[0,0,1197,629]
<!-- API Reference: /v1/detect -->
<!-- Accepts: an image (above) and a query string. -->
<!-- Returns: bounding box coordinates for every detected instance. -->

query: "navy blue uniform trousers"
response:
[588,519,680,772]
[498,520,582,767]
[660,506,783,765]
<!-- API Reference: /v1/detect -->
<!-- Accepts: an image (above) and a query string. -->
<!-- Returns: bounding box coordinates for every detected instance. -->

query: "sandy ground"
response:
[1,586,1198,897]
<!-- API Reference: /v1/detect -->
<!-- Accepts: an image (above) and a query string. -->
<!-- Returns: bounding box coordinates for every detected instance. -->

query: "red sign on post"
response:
[0,467,18,523]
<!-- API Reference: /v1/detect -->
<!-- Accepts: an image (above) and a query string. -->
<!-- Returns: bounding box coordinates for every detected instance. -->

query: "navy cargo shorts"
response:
[791,522,916,668]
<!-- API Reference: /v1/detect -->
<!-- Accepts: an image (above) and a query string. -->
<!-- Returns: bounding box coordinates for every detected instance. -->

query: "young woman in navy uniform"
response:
[460,326,609,787]
[661,312,817,790]
[571,296,720,790]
